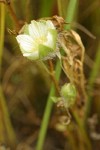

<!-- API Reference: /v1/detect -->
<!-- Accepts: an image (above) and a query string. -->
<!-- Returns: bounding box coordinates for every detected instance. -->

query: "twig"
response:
[0,0,21,31]
[48,60,60,95]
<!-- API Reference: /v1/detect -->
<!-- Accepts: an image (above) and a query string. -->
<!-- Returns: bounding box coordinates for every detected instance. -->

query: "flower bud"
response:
[61,83,77,107]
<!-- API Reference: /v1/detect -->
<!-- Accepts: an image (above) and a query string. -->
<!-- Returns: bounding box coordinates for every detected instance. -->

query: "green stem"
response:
[72,111,92,150]
[0,3,5,67]
[36,1,77,150]
[89,43,100,88]
[39,0,55,17]
[85,42,100,119]
[57,0,64,17]
[0,3,16,147]
[0,87,16,147]
[65,0,77,30]
[36,61,61,150]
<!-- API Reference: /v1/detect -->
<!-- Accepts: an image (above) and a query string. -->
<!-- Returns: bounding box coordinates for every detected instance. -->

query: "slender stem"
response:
[0,3,16,147]
[0,3,5,67]
[0,86,16,147]
[0,4,6,142]
[48,60,60,95]
[36,1,77,150]
[65,0,77,30]
[36,60,61,150]
[39,0,55,17]
[57,0,64,17]
[85,42,100,119]
[89,43,100,88]
[0,0,20,31]
[6,2,20,31]
[72,111,92,150]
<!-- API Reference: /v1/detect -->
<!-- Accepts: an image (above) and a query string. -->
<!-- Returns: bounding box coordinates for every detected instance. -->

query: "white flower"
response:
[16,20,57,60]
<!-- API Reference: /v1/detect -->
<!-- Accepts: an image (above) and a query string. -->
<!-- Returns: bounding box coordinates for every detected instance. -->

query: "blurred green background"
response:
[0,0,100,150]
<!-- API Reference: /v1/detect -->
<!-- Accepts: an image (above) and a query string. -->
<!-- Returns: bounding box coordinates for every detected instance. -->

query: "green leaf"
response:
[39,44,54,59]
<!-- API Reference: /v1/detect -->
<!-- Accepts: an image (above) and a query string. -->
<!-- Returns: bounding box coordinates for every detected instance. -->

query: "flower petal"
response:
[46,20,55,29]
[44,29,57,49]
[37,21,48,36]
[16,35,34,52]
[16,19,57,61]
[23,51,39,60]
[29,21,41,39]
[19,24,29,34]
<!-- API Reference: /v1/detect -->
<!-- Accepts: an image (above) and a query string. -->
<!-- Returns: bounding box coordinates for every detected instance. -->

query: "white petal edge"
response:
[37,21,48,36]
[16,35,34,52]
[23,51,39,60]
[29,21,40,39]
[44,31,55,49]
[46,21,55,29]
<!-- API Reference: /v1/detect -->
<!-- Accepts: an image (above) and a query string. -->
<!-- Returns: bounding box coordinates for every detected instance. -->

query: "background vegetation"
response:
[0,0,100,150]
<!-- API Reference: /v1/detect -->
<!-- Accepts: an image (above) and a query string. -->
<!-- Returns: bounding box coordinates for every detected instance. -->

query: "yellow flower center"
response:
[35,36,46,44]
